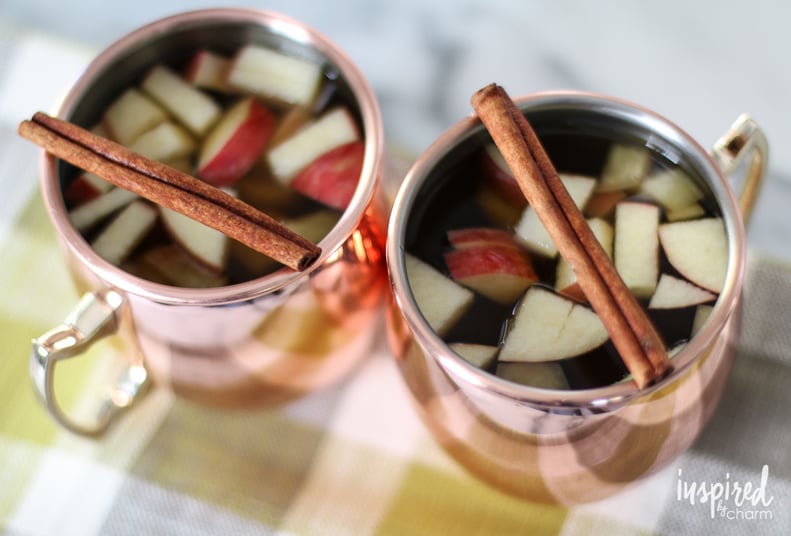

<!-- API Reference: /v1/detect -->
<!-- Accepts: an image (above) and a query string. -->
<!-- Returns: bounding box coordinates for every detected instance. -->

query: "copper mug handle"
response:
[30,289,149,436]
[711,113,768,224]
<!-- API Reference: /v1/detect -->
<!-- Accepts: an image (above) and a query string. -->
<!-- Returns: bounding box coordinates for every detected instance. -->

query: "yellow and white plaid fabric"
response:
[2,25,790,536]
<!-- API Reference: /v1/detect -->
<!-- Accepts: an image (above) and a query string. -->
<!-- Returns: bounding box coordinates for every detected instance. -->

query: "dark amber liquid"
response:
[405,129,720,389]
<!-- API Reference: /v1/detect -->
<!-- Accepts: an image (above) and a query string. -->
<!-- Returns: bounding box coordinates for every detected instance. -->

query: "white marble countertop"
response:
[1,0,790,261]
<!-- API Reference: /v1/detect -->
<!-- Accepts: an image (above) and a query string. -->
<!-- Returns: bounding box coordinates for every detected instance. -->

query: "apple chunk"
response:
[444,241,536,305]
[449,343,499,369]
[556,218,613,301]
[640,168,704,212]
[499,286,609,362]
[658,217,728,292]
[227,44,322,107]
[614,201,660,298]
[102,88,168,145]
[267,107,359,184]
[515,174,596,257]
[91,200,157,266]
[197,97,276,186]
[405,253,474,336]
[183,49,231,92]
[160,206,229,273]
[127,121,196,163]
[141,64,221,136]
[648,274,717,309]
[480,142,526,207]
[596,143,651,192]
[69,187,139,232]
[290,140,364,210]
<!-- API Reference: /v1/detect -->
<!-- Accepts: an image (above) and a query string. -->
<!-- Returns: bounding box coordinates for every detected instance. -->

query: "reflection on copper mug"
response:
[30,8,386,436]
[385,92,767,504]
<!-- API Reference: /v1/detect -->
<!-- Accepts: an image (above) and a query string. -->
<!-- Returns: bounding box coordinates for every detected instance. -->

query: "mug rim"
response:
[386,90,746,408]
[40,7,384,306]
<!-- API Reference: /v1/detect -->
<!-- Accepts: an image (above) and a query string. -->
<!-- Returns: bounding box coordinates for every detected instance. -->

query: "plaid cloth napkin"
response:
[2,24,790,536]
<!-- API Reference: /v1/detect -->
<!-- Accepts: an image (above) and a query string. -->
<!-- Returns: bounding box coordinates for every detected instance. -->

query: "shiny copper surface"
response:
[385,92,762,503]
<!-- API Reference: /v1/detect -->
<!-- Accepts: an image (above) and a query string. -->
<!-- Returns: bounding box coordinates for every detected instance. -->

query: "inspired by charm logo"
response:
[676,465,775,520]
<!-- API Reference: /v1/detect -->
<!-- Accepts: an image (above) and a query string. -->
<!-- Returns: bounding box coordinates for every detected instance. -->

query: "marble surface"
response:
[1,0,790,259]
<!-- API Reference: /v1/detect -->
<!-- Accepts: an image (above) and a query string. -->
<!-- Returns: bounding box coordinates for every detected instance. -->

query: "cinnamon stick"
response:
[471,84,670,387]
[19,112,321,272]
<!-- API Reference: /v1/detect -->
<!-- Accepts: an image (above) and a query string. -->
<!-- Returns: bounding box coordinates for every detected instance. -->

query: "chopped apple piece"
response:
[448,343,498,369]
[447,227,520,250]
[405,253,474,336]
[556,218,613,301]
[141,65,221,136]
[659,217,728,292]
[444,244,537,305]
[141,245,228,288]
[102,88,168,145]
[196,97,276,186]
[648,274,717,309]
[514,174,596,257]
[267,107,359,184]
[127,121,196,162]
[614,201,660,297]
[596,143,651,192]
[91,201,157,265]
[69,187,139,231]
[183,49,231,92]
[160,206,229,273]
[691,304,714,337]
[584,190,626,218]
[227,44,322,107]
[290,140,364,210]
[476,183,523,227]
[480,142,526,206]
[665,203,705,222]
[64,172,113,206]
[499,286,609,362]
[640,168,704,211]
[495,361,570,389]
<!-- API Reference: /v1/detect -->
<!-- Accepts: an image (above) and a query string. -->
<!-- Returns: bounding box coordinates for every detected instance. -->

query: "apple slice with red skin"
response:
[290,140,364,210]
[444,243,537,305]
[197,97,276,186]
[480,142,527,207]
[267,107,359,184]
[183,49,232,92]
[447,227,520,250]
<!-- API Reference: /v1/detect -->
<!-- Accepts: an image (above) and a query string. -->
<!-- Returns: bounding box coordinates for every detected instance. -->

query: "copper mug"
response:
[30,9,386,436]
[385,91,767,504]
